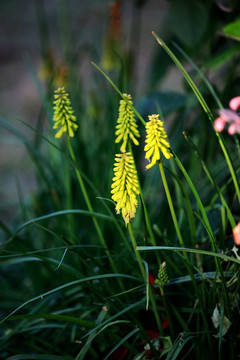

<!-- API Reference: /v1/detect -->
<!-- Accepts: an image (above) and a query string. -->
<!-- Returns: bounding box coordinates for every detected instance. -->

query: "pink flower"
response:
[213,97,240,135]
[229,96,240,111]
[228,123,240,135]
[213,116,228,132]
[233,222,240,246]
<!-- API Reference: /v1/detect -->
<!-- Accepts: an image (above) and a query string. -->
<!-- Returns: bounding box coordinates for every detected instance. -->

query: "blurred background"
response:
[1,0,240,232]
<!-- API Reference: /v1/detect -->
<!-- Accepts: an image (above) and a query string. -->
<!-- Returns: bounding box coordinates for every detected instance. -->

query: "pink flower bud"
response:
[214,116,227,132]
[229,96,240,111]
[228,122,240,135]
[233,222,240,246]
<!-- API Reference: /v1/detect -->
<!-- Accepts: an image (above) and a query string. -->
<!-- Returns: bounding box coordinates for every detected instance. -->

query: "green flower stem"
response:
[159,162,185,248]
[163,163,197,245]
[67,137,119,278]
[139,191,160,250]
[128,223,145,279]
[128,143,160,262]
[128,223,164,335]
[65,150,75,245]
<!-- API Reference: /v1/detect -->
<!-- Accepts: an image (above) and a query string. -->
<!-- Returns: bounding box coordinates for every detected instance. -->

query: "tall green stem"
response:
[159,162,185,248]
[128,223,145,279]
[128,223,164,335]
[128,143,160,265]
[65,149,75,245]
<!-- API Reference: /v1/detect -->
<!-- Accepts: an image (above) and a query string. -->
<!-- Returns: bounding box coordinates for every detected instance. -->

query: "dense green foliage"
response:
[1,1,240,359]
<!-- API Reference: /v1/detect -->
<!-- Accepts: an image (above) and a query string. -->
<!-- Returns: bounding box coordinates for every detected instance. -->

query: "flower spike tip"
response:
[53,87,78,138]
[115,94,140,152]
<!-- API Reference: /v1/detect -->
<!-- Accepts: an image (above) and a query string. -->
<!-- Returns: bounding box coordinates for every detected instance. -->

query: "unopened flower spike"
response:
[155,262,169,296]
[144,114,172,169]
[115,94,140,152]
[111,151,140,224]
[53,87,78,138]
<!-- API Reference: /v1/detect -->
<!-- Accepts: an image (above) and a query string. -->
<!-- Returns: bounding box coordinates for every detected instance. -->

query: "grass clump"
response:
[1,14,240,360]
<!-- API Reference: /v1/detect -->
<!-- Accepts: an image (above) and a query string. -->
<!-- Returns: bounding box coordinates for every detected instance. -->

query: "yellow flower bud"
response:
[144,114,172,169]
[115,94,140,152]
[53,87,78,139]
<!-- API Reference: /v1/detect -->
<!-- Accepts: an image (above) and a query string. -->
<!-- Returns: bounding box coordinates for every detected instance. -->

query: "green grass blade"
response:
[24,54,53,118]
[103,328,140,360]
[15,117,128,246]
[166,333,194,360]
[137,246,240,265]
[0,220,13,236]
[80,299,144,341]
[168,271,234,285]
[103,284,144,300]
[164,162,197,244]
[3,209,114,246]
[75,307,108,360]
[0,274,140,326]
[152,33,211,118]
[17,118,63,152]
[0,244,104,259]
[182,131,236,228]
[218,305,224,357]
[24,254,82,276]
[91,62,146,126]
[173,153,217,251]
[7,313,95,328]
[210,166,240,205]
[152,32,240,205]
[0,256,43,266]
[159,163,211,342]
[172,42,223,109]
[142,259,150,310]
[0,117,58,191]
[205,44,240,71]
[75,320,131,360]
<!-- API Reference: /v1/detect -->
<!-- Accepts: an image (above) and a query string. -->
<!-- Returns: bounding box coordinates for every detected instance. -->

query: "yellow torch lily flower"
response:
[111,152,140,224]
[115,94,140,152]
[144,114,172,169]
[53,87,78,138]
